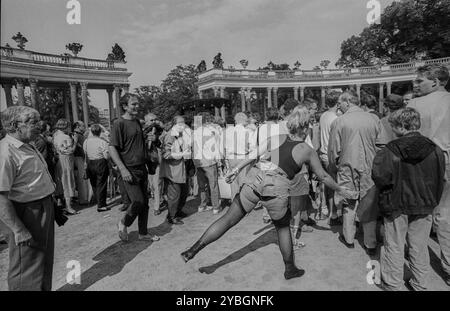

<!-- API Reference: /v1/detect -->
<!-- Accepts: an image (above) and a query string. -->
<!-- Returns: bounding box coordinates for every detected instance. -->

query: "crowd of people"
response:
[0,64,449,291]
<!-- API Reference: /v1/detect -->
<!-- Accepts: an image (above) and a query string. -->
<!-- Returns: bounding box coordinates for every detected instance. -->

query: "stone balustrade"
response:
[1,46,126,71]
[198,57,450,82]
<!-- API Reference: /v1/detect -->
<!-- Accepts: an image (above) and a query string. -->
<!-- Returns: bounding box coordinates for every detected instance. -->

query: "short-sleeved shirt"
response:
[0,135,55,202]
[408,91,450,164]
[110,117,146,167]
[83,136,109,160]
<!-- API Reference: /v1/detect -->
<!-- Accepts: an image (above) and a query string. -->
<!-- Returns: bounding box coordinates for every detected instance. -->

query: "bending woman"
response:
[181,106,355,280]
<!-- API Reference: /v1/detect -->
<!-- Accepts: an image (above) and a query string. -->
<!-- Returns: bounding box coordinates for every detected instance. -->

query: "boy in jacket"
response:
[372,108,445,291]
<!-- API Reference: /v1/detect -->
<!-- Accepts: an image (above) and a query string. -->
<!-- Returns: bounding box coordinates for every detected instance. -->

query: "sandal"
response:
[293,240,306,249]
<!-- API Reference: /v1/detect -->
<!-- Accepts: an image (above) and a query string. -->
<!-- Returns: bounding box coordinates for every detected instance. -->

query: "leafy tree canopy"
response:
[336,0,450,68]
[134,64,199,123]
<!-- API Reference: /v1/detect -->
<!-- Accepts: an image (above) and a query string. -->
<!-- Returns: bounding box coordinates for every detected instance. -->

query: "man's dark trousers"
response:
[8,196,54,291]
[87,159,109,208]
[122,164,149,235]
[165,178,189,219]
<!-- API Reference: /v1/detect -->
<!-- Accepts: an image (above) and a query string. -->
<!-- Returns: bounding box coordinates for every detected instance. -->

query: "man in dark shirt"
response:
[109,93,159,242]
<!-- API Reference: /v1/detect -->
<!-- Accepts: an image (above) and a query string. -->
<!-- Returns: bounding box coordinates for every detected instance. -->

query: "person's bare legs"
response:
[181,196,247,261]
[182,189,305,280]
[64,196,77,214]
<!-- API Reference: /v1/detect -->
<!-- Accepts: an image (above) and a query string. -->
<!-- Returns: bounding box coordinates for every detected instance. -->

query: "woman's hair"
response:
[55,119,70,132]
[388,107,421,131]
[266,107,279,121]
[72,120,85,132]
[285,106,311,136]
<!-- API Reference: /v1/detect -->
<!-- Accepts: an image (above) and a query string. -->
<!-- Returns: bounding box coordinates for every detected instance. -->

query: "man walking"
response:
[193,112,222,214]
[84,124,110,212]
[0,106,56,291]
[408,64,450,286]
[110,94,159,242]
[328,91,381,255]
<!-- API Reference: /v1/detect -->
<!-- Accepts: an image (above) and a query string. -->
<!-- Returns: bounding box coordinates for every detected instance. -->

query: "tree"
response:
[12,32,28,50]
[259,62,291,70]
[107,43,126,62]
[320,60,331,69]
[66,42,83,57]
[336,0,450,67]
[135,64,199,123]
[22,88,99,126]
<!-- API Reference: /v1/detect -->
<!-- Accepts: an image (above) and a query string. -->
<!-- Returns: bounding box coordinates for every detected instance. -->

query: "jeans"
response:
[381,214,433,291]
[197,164,220,209]
[87,159,109,208]
[342,199,377,248]
[8,196,54,291]
[433,162,450,276]
[121,165,149,235]
[165,178,189,218]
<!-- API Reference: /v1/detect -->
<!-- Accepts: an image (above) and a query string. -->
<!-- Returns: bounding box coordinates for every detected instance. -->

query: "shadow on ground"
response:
[57,221,172,291]
[198,228,278,275]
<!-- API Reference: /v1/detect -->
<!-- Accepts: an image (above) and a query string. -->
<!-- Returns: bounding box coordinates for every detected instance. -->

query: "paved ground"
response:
[1,196,449,291]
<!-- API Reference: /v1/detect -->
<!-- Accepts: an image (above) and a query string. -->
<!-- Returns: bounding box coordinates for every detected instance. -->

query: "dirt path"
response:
[1,196,448,291]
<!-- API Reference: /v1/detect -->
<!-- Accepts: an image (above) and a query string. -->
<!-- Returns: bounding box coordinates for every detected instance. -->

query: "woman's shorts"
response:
[239,166,290,221]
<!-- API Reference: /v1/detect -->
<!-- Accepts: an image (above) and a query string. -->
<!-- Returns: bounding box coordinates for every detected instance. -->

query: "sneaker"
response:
[338,235,355,249]
[139,234,160,242]
[364,246,377,256]
[213,207,222,215]
[118,221,128,242]
[198,206,213,213]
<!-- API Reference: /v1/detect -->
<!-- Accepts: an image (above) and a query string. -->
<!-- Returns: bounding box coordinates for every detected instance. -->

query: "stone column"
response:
[293,87,299,101]
[356,84,361,102]
[267,87,272,108]
[213,87,220,116]
[247,88,253,111]
[114,84,122,118]
[379,83,385,112]
[240,87,246,112]
[63,89,71,121]
[2,83,13,107]
[198,90,204,99]
[107,88,114,121]
[15,79,25,106]
[273,87,278,108]
[123,84,130,94]
[69,82,79,122]
[321,86,326,109]
[386,82,392,95]
[80,82,89,125]
[220,87,226,119]
[300,86,305,102]
[29,79,38,110]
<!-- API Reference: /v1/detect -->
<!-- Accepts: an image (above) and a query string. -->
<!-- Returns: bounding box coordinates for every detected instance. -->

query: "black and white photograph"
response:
[0,0,449,296]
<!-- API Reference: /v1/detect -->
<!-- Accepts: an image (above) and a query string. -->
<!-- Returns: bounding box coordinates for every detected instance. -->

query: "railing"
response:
[198,57,450,82]
[0,46,127,71]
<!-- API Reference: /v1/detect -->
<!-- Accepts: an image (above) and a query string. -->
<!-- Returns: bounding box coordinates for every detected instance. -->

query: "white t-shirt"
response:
[319,110,338,156]
[408,91,450,162]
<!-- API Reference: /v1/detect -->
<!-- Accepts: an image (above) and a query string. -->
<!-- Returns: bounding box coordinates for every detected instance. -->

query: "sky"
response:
[1,0,395,110]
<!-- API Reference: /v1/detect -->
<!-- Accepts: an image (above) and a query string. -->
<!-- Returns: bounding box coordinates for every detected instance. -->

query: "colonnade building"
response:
[197,57,450,119]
